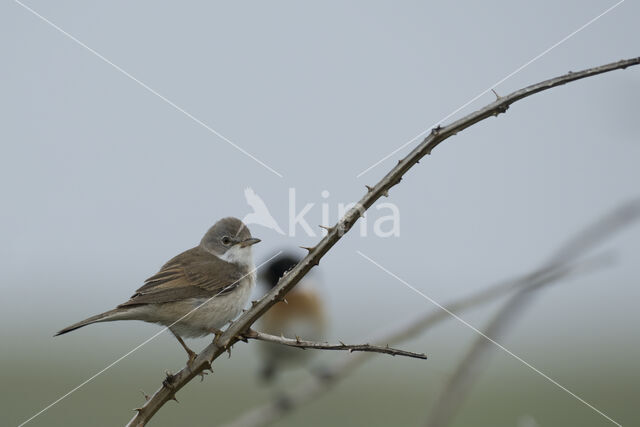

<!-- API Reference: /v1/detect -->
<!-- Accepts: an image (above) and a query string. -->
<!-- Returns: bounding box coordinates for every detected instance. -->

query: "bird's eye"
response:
[221,236,232,245]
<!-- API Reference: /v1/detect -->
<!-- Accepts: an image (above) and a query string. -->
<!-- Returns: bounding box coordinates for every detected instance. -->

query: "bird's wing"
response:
[118,247,246,307]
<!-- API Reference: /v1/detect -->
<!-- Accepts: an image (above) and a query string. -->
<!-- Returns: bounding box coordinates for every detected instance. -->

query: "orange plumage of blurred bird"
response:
[257,253,327,382]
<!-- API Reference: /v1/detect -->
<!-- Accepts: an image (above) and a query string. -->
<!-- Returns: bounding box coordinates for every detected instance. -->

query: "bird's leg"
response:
[170,329,197,366]
[170,330,209,380]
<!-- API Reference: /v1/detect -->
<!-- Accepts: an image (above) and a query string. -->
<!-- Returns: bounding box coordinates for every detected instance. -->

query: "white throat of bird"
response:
[219,245,254,269]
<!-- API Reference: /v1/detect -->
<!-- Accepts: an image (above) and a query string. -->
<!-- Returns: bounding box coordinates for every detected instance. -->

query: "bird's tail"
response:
[55,308,128,336]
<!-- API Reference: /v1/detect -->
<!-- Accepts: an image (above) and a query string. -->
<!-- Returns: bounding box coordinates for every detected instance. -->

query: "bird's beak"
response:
[239,237,261,247]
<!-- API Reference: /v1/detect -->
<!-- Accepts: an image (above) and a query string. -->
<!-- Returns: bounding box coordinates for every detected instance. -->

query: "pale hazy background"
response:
[1,1,639,426]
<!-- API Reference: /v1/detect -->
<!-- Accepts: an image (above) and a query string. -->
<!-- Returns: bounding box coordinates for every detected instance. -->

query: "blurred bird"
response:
[55,217,260,365]
[242,187,285,235]
[257,253,327,382]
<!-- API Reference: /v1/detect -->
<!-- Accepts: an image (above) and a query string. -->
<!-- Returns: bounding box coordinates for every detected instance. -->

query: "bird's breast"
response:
[157,276,255,338]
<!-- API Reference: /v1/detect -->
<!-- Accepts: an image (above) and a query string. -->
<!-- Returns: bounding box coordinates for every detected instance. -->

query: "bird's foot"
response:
[209,328,224,344]
[186,350,209,381]
[186,349,198,367]
[207,327,234,358]
[182,349,210,382]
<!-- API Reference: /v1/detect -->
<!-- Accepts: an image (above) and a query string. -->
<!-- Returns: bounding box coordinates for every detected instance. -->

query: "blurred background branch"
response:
[425,199,640,427]
[222,199,640,427]
[424,254,611,427]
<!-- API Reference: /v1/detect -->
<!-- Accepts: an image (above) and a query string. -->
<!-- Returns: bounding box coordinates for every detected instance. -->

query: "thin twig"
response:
[127,57,640,426]
[243,329,428,359]
[220,199,640,427]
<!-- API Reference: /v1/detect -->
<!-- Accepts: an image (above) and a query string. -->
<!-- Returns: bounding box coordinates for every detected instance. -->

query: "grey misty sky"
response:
[0,0,639,347]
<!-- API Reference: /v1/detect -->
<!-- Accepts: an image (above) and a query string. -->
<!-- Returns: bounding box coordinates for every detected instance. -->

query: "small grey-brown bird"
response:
[55,217,260,364]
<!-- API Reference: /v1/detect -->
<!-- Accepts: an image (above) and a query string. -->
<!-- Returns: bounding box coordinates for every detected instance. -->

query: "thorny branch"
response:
[127,57,640,426]
[243,329,428,359]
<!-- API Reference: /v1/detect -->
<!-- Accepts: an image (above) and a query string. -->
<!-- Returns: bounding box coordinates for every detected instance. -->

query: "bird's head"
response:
[201,217,261,266]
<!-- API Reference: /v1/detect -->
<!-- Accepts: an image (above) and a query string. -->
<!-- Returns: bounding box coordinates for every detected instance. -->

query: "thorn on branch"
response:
[299,246,314,252]
[430,125,442,135]
[319,224,334,233]
[491,88,502,100]
[365,185,374,193]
